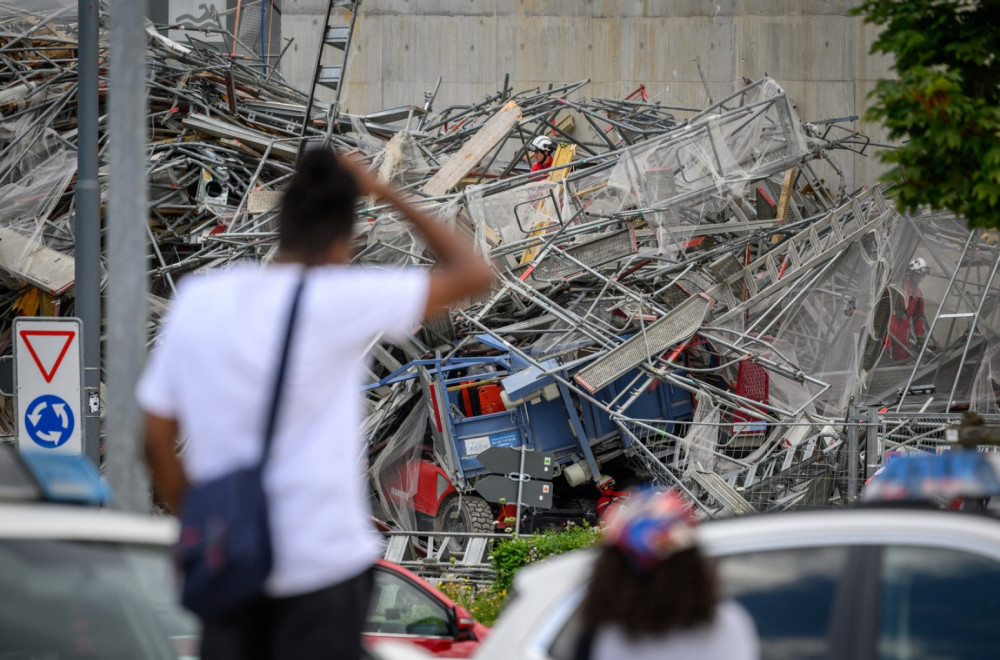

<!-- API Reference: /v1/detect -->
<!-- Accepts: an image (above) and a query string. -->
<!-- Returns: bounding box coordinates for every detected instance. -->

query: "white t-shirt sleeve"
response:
[354,269,430,343]
[135,288,188,419]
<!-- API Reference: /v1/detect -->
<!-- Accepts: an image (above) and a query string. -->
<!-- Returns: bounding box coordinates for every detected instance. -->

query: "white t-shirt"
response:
[592,600,759,660]
[137,263,429,597]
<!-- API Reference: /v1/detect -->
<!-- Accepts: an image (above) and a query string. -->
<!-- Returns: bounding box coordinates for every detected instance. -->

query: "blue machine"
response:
[367,337,694,496]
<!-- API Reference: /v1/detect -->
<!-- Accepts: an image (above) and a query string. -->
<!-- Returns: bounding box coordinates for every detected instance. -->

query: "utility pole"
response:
[106,0,151,512]
[75,0,101,468]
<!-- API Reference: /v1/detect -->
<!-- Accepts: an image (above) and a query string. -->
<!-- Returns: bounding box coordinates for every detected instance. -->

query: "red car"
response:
[363,559,490,658]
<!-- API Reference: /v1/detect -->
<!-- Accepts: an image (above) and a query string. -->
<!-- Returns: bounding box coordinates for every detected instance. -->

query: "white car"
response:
[476,507,1000,660]
[0,500,439,660]
[0,500,197,659]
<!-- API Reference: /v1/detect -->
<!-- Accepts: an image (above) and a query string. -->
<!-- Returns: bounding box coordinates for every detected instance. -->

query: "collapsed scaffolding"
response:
[2,4,1000,536]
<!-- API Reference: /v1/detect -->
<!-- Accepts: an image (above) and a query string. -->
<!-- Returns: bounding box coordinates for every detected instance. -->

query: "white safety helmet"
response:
[528,135,555,154]
[908,257,929,275]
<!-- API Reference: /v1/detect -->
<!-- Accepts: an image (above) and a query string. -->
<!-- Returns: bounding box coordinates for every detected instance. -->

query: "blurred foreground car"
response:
[365,559,490,657]
[0,445,447,660]
[476,507,1000,660]
[0,444,199,659]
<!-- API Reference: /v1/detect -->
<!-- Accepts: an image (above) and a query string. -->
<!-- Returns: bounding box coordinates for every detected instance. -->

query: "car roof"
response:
[481,507,1000,660]
[698,506,1000,556]
[512,507,1000,592]
[0,502,177,545]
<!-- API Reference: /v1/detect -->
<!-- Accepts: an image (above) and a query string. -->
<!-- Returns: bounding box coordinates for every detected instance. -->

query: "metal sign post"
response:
[514,444,526,537]
[13,318,84,456]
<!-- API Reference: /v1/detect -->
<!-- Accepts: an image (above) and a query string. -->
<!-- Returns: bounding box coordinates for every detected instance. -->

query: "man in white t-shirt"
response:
[138,148,494,660]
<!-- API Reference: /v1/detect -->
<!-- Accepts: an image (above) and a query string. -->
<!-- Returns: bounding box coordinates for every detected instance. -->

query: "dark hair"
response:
[279,147,360,260]
[580,545,718,637]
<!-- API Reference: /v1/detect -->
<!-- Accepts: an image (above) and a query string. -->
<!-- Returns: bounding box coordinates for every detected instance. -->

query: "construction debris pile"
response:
[3,5,1000,532]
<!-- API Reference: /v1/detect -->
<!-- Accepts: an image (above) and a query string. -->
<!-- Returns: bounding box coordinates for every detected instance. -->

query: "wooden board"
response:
[421,101,521,197]
[0,228,75,296]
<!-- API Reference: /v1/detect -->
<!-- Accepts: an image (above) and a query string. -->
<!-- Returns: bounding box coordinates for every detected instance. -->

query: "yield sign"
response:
[19,330,75,383]
[13,317,83,456]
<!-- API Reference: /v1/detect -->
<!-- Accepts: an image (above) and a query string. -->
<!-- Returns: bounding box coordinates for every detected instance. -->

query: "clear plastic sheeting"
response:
[868,212,1000,412]
[675,392,720,476]
[970,347,1000,417]
[350,115,387,157]
[369,130,433,187]
[362,213,429,267]
[769,239,890,415]
[0,147,75,230]
[602,78,808,255]
[370,391,428,533]
[466,180,561,250]
[359,197,464,267]
[755,340,818,420]
[0,147,76,290]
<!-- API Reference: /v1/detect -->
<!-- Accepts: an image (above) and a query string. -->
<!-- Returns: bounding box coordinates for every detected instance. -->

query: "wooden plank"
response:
[0,228,75,296]
[421,101,522,197]
[546,143,576,183]
[776,167,797,223]
[771,167,797,244]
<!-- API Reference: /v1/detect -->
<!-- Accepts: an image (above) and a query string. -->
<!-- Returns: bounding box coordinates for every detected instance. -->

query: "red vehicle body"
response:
[364,559,490,658]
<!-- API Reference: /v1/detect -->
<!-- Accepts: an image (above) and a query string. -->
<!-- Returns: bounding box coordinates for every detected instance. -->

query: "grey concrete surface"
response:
[281,0,895,190]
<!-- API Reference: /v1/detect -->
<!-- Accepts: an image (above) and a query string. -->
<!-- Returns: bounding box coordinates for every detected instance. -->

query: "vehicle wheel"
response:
[435,495,493,560]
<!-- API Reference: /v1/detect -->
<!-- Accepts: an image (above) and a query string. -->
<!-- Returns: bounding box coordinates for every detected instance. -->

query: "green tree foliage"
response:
[852,0,1000,228]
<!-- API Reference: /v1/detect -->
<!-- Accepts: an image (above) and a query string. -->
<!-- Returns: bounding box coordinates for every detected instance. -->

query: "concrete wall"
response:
[281,0,894,190]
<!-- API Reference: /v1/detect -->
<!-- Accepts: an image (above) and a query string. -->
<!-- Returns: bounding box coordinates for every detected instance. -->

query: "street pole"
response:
[106,0,151,512]
[76,0,101,468]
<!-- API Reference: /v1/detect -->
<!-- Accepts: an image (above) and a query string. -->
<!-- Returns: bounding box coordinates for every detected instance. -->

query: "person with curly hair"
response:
[577,489,759,660]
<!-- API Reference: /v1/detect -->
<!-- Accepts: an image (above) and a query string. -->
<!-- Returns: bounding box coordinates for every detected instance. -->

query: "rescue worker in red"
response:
[527,135,555,174]
[595,475,629,521]
[885,257,930,362]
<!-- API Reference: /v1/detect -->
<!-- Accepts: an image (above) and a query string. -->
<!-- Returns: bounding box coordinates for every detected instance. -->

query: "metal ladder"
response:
[299,0,361,143]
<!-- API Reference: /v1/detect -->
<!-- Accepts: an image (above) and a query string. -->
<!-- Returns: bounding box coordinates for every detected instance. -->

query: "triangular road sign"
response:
[19,330,75,383]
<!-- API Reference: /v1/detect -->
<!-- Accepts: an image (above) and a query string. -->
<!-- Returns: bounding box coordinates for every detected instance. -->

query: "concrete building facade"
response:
[280,0,895,190]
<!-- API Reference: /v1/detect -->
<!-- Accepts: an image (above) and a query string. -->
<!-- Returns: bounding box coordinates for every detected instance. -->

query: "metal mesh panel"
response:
[533,227,638,281]
[575,294,713,392]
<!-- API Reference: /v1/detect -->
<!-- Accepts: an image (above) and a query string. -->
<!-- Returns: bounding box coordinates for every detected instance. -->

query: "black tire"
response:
[435,495,493,558]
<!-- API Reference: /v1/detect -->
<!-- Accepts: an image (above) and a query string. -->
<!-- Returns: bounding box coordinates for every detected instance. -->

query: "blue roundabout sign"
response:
[24,394,75,449]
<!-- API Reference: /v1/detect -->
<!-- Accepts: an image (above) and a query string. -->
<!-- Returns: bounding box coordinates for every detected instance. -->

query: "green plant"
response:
[852,0,1000,228]
[490,523,601,592]
[437,578,507,626]
[436,524,601,626]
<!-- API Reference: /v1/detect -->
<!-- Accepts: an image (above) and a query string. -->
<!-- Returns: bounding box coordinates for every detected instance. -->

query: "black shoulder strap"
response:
[573,626,594,660]
[260,273,307,465]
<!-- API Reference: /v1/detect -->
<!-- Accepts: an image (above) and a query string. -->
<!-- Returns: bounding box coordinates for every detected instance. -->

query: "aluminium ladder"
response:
[299,0,361,148]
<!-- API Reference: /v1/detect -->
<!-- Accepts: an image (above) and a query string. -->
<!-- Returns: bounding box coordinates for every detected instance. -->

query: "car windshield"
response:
[0,538,199,660]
